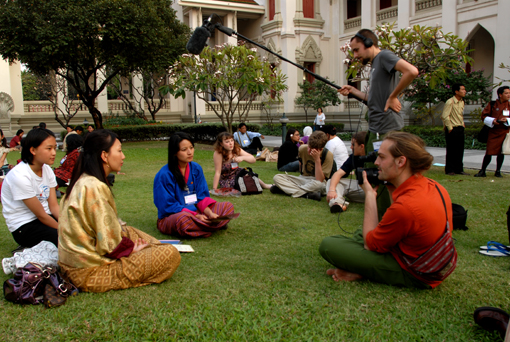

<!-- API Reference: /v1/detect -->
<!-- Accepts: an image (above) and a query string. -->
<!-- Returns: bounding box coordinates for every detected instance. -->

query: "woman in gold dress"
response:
[58,129,180,292]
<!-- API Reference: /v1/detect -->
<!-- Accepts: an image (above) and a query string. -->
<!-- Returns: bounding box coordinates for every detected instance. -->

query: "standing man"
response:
[234,123,265,155]
[338,29,419,218]
[441,84,468,175]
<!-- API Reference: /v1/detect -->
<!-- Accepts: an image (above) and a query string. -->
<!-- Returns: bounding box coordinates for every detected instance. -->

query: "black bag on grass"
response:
[234,168,263,195]
[452,203,468,231]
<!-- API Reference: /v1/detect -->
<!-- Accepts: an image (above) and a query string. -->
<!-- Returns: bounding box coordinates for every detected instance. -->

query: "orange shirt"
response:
[365,174,454,288]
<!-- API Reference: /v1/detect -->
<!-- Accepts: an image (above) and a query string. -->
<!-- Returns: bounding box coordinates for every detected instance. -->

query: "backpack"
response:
[477,101,495,143]
[452,203,468,231]
[233,168,263,195]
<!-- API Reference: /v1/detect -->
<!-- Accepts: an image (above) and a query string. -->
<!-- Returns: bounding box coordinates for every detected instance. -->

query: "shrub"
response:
[259,123,345,136]
[402,125,486,150]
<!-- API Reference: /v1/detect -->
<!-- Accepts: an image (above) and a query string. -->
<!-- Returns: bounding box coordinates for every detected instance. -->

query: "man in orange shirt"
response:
[319,132,457,288]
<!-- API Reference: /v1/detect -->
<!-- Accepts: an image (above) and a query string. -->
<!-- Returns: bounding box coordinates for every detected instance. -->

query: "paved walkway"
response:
[261,135,510,173]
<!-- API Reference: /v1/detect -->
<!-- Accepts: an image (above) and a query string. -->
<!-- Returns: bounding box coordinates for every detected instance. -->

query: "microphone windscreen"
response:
[186,26,211,55]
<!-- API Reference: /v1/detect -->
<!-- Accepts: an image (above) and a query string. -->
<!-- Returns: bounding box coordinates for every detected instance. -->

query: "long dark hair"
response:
[64,129,118,202]
[168,132,194,190]
[0,129,7,148]
[285,128,298,142]
[66,134,83,154]
[214,132,241,161]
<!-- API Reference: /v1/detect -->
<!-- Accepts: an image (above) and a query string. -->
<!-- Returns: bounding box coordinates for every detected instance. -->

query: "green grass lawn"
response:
[0,141,509,341]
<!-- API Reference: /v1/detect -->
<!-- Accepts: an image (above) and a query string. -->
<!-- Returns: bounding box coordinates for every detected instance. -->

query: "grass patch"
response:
[0,141,507,341]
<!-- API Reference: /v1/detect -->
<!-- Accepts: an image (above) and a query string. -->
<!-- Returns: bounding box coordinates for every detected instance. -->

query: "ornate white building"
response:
[174,0,510,126]
[0,0,509,134]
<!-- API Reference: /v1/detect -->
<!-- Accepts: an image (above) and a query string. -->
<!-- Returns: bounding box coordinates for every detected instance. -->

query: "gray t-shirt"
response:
[367,49,403,134]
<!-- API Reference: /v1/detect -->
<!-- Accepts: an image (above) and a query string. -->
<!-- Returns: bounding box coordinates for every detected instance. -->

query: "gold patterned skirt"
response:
[59,226,180,293]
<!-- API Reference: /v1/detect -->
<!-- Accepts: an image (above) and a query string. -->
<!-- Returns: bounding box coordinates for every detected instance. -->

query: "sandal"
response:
[479,241,510,257]
[480,241,510,251]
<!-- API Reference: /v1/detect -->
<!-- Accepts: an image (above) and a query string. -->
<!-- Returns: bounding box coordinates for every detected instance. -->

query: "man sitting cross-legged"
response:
[326,131,367,213]
[319,132,457,289]
[271,131,334,201]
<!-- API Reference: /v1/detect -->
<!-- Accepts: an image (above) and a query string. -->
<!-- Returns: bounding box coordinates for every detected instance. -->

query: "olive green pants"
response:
[319,229,430,289]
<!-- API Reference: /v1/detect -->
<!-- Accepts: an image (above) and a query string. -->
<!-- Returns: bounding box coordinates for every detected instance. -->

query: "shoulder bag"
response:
[233,167,263,195]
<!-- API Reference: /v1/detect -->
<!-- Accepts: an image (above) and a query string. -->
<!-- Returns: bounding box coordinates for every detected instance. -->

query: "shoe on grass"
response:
[270,185,285,195]
[305,191,321,201]
[495,171,503,178]
[474,170,486,177]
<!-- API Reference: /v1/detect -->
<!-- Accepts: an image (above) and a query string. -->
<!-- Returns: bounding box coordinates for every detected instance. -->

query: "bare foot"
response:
[326,268,363,282]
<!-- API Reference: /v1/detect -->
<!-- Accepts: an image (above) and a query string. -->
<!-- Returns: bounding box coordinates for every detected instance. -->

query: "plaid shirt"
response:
[54,149,80,182]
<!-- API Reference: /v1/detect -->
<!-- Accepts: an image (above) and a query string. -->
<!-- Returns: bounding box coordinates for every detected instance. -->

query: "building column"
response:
[398,0,411,30]
[361,0,375,29]
[0,60,23,135]
[441,0,457,35]
[281,0,297,113]
[225,12,238,46]
[494,0,510,95]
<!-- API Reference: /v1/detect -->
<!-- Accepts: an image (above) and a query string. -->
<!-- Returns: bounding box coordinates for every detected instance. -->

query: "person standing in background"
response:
[441,84,468,176]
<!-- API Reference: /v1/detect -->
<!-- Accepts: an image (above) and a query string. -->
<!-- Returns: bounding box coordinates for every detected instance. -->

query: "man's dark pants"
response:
[444,126,465,174]
[241,137,263,154]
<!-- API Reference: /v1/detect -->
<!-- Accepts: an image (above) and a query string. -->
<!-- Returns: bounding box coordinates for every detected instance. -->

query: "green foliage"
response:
[21,70,49,101]
[402,125,486,150]
[107,123,261,142]
[165,44,287,133]
[0,0,189,128]
[295,79,341,122]
[104,113,159,127]
[259,123,345,136]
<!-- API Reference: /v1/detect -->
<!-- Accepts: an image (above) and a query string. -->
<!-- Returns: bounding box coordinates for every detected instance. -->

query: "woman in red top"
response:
[474,86,510,177]
[54,134,83,187]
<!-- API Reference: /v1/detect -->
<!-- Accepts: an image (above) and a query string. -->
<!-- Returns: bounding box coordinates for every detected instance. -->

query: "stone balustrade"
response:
[344,17,361,31]
[377,6,398,22]
[416,0,442,12]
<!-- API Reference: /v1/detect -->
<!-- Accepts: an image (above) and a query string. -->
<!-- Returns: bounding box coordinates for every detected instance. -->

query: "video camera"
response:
[354,151,381,185]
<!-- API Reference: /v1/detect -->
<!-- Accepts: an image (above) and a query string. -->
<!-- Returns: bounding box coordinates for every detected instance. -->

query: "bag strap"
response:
[434,184,449,231]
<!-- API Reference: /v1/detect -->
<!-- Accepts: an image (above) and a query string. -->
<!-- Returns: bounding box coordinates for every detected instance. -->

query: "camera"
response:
[354,151,380,185]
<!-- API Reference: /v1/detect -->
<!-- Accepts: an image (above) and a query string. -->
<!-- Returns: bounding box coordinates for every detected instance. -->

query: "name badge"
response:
[372,141,383,152]
[243,140,249,145]
[184,193,197,205]
[503,110,509,117]
[231,162,238,169]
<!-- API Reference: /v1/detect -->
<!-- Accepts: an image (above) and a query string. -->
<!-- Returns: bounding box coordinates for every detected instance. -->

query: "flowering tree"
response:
[165,44,287,133]
[295,79,341,123]
[341,23,482,124]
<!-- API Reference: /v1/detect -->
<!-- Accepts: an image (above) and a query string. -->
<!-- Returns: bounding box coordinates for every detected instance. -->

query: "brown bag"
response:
[234,168,263,195]
[265,151,278,163]
[3,263,78,307]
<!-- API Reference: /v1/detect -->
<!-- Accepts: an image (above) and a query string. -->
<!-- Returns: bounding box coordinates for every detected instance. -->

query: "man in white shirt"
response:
[233,123,265,155]
[321,125,349,168]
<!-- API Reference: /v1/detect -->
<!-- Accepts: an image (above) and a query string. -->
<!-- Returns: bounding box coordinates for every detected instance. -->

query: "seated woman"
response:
[154,132,234,238]
[54,134,83,188]
[212,132,272,190]
[1,128,59,247]
[277,128,302,172]
[58,130,180,293]
[0,129,17,175]
[301,126,313,145]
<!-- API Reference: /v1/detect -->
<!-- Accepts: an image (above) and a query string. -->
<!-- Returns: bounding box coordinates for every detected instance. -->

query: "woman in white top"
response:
[314,108,326,131]
[0,129,17,175]
[1,128,59,247]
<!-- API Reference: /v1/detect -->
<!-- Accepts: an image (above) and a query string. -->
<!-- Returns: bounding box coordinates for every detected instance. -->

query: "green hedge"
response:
[402,125,486,150]
[259,123,345,136]
[106,123,261,142]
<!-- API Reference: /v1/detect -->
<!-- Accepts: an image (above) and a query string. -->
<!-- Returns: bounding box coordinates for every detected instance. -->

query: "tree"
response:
[21,70,49,101]
[295,79,341,123]
[342,23,480,124]
[165,44,287,133]
[0,0,188,128]
[405,69,493,124]
[108,70,171,121]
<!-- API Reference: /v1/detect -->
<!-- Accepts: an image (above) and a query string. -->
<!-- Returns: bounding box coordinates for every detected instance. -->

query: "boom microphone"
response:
[186,15,215,55]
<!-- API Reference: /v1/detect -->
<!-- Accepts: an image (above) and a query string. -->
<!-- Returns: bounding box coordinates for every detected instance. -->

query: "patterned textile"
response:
[2,241,58,275]
[219,162,241,189]
[54,148,80,183]
[157,202,234,238]
[59,227,180,293]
